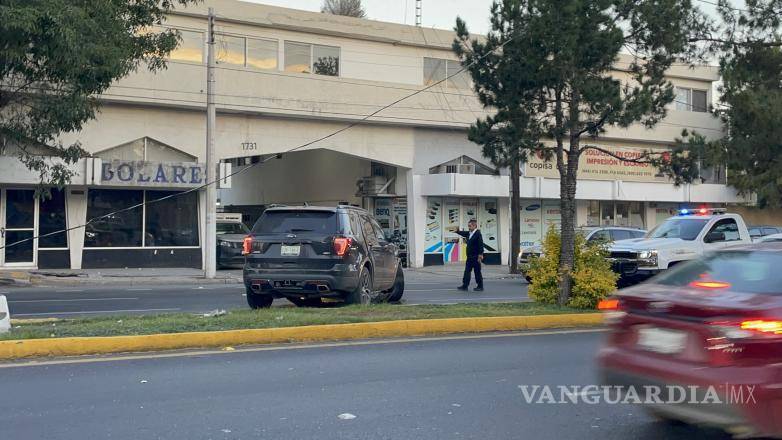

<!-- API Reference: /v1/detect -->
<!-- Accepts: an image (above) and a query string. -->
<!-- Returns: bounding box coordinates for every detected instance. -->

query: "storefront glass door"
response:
[0,189,37,267]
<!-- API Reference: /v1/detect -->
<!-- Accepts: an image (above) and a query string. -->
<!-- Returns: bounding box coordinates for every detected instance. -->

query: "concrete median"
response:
[0,313,602,360]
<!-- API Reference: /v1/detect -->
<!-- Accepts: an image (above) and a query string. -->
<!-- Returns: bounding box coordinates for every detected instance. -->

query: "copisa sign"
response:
[100,160,206,188]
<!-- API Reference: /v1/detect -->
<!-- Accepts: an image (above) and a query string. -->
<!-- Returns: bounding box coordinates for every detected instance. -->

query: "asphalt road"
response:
[0,275,528,319]
[0,330,731,440]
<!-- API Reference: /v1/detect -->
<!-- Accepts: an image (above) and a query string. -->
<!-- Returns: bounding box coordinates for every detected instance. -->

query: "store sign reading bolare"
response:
[101,160,206,188]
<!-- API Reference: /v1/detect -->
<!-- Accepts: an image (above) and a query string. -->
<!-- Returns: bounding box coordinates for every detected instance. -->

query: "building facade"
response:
[0,0,749,270]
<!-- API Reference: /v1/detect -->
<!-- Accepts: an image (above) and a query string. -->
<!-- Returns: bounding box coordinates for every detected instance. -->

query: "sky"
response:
[242,0,725,35]
[242,0,495,34]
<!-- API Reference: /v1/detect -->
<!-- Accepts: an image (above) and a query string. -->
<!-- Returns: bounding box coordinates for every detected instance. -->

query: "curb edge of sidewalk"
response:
[0,313,602,361]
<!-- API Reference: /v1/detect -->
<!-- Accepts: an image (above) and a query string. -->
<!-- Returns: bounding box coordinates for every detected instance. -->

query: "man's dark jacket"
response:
[456,230,485,258]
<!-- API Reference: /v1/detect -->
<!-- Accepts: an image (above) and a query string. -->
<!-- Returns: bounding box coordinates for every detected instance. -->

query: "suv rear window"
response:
[252,210,337,234]
[654,250,782,295]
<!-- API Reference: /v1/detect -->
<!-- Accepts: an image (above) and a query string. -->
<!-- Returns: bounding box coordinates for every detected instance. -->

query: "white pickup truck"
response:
[607,209,752,283]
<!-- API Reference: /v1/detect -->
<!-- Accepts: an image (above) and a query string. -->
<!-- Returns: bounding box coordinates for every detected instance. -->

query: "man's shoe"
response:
[457,285,468,291]
[474,287,484,292]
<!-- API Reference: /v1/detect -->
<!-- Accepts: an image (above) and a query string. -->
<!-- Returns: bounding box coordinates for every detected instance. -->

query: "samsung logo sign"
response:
[100,160,206,188]
[525,204,541,211]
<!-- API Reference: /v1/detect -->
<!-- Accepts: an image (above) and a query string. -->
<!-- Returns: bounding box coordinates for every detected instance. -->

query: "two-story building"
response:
[0,0,749,270]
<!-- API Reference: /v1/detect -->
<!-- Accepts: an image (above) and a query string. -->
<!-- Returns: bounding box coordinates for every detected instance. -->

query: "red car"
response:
[597,242,782,438]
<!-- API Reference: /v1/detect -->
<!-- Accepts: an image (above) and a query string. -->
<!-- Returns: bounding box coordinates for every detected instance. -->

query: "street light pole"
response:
[204,7,217,278]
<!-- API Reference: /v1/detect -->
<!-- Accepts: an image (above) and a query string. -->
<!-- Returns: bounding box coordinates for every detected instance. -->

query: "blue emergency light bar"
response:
[678,208,727,216]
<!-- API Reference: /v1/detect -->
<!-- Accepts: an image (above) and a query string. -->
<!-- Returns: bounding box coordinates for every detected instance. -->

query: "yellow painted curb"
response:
[0,313,603,360]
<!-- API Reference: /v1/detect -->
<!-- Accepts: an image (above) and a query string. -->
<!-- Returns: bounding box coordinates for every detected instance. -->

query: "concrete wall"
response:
[218,149,372,206]
[730,206,782,227]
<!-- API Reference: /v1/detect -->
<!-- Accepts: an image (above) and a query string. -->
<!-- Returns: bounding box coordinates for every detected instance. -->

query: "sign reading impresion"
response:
[524,144,670,183]
[100,160,206,188]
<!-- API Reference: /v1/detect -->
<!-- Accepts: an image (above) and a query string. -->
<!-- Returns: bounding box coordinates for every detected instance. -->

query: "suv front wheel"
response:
[346,267,373,305]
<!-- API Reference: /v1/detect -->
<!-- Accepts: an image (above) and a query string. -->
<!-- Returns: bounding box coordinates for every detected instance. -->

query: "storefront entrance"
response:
[423,197,500,265]
[0,189,37,267]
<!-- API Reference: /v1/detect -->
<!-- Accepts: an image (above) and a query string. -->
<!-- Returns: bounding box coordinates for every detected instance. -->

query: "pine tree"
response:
[454,0,704,303]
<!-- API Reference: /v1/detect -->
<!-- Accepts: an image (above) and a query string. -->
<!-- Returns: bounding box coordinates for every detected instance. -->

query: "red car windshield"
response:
[653,250,782,295]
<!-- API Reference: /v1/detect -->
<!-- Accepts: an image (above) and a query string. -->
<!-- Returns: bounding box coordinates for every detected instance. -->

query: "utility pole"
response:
[204,7,217,278]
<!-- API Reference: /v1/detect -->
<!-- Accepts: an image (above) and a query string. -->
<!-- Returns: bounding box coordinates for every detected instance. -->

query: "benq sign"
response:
[100,160,206,188]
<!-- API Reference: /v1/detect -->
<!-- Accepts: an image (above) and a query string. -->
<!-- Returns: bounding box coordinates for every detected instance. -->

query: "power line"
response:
[0,33,517,252]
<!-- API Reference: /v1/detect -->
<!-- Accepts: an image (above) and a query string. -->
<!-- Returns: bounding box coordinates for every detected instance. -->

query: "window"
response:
[675,87,708,112]
[247,38,278,70]
[216,34,245,66]
[216,222,249,235]
[600,202,614,226]
[252,210,338,234]
[589,229,611,243]
[423,57,446,86]
[284,42,340,76]
[706,218,740,242]
[145,191,199,246]
[587,201,600,226]
[39,189,67,248]
[361,216,379,245]
[423,57,471,89]
[84,189,199,248]
[762,227,779,236]
[313,44,340,76]
[749,227,761,238]
[648,218,709,241]
[615,202,630,227]
[169,30,204,63]
[655,251,782,295]
[85,190,143,247]
[611,230,632,241]
[631,230,646,239]
[370,219,386,242]
[446,60,471,89]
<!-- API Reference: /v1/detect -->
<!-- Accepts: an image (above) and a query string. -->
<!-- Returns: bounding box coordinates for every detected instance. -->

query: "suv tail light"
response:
[242,236,253,255]
[333,237,353,257]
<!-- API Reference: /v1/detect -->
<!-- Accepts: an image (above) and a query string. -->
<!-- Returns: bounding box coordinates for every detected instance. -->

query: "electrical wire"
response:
[0,33,516,252]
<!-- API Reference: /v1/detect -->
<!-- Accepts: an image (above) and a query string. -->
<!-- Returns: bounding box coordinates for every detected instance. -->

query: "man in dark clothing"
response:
[456,219,484,291]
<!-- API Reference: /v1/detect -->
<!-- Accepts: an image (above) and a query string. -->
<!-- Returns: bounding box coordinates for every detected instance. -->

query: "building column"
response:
[66,188,88,269]
[499,197,511,265]
[406,170,426,268]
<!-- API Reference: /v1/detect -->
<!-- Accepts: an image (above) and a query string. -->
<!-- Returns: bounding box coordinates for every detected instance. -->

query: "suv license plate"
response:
[280,245,301,257]
[637,327,686,354]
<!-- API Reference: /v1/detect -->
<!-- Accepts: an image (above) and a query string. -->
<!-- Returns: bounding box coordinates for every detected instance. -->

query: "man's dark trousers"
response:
[462,256,483,288]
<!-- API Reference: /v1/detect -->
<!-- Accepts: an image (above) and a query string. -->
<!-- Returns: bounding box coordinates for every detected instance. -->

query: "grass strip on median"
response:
[3,302,589,341]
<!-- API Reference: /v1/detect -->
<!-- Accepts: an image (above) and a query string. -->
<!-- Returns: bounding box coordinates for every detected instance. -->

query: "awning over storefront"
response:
[419,173,510,198]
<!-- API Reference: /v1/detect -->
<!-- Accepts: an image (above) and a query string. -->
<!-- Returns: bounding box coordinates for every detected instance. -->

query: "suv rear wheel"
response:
[346,268,373,305]
[246,288,273,309]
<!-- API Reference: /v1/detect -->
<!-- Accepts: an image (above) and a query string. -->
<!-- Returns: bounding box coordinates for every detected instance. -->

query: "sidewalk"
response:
[0,268,243,287]
[405,263,525,281]
[0,263,523,287]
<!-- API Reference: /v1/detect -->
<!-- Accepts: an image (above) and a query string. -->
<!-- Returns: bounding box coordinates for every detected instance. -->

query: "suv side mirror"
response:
[704,231,726,243]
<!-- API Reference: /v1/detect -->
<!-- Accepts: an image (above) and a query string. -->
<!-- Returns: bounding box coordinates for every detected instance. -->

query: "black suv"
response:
[242,205,405,308]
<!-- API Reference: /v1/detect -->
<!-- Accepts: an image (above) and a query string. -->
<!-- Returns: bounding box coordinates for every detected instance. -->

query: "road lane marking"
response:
[406,288,468,292]
[126,288,153,291]
[0,328,607,368]
[424,298,522,302]
[9,297,139,303]
[54,289,85,293]
[13,308,181,317]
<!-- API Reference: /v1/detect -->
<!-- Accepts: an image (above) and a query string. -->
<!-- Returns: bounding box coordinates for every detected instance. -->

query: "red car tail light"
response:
[741,320,782,335]
[242,236,253,255]
[333,237,353,257]
[598,297,626,325]
[598,298,620,310]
